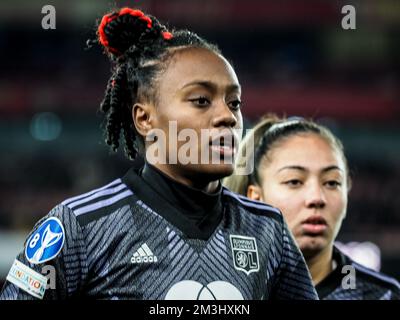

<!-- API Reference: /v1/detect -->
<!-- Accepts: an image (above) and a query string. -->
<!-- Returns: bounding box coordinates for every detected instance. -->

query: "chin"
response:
[191,163,235,181]
[207,163,235,177]
[298,236,328,260]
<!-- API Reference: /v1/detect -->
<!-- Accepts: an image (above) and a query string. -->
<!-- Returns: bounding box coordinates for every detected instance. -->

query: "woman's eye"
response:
[284,179,303,187]
[325,180,341,189]
[228,100,242,110]
[189,97,210,107]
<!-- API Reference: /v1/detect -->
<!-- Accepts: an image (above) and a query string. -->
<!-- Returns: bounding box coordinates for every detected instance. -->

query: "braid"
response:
[106,64,128,151]
[95,7,220,160]
[99,76,113,113]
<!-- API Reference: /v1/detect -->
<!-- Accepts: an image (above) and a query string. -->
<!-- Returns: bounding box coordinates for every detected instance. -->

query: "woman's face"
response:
[249,134,348,259]
[141,47,243,185]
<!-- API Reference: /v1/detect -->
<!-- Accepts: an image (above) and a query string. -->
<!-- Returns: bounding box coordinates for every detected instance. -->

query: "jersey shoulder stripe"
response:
[61,178,122,206]
[353,261,400,290]
[66,183,128,210]
[59,179,134,223]
[73,189,133,216]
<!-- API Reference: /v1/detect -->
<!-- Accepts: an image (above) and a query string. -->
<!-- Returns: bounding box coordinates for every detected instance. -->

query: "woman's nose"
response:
[305,183,326,209]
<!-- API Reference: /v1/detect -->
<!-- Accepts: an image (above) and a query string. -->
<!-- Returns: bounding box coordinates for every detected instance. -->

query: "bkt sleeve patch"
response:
[25,217,65,264]
[6,259,48,299]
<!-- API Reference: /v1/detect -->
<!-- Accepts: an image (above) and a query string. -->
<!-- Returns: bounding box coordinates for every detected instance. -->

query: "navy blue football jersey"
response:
[1,167,318,300]
[317,246,400,300]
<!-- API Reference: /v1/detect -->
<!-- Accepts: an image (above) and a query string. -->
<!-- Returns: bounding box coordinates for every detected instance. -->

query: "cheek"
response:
[235,112,243,129]
[261,186,303,228]
[327,191,348,223]
[156,93,191,128]
[156,106,201,139]
[159,105,184,124]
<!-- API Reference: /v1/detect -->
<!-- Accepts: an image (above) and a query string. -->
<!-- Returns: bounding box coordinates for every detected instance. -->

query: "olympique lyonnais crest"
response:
[230,235,259,275]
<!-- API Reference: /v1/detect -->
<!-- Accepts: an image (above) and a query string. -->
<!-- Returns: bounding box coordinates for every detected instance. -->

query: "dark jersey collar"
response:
[122,162,223,240]
[315,246,349,299]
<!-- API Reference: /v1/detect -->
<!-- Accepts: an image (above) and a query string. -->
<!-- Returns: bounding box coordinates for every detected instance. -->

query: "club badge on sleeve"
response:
[25,217,65,264]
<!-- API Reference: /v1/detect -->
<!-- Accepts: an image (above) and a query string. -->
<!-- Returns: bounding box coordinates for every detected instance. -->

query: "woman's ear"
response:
[132,102,155,137]
[247,184,264,201]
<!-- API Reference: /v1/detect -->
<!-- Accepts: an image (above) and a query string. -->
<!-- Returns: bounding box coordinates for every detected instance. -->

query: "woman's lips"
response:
[209,144,235,156]
[209,134,236,157]
[301,216,328,235]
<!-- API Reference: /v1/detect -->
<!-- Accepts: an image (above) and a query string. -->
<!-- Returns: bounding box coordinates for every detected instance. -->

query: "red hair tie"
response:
[98,7,153,54]
[162,31,173,40]
[119,8,152,28]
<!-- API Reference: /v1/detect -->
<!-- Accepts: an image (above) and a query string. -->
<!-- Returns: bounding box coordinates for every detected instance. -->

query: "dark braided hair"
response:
[96,7,220,160]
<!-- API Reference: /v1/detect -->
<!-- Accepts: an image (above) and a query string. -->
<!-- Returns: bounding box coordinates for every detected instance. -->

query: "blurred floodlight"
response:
[30,112,62,141]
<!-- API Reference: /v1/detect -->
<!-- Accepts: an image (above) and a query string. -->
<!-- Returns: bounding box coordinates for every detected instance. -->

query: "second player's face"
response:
[148,47,243,186]
[254,134,348,259]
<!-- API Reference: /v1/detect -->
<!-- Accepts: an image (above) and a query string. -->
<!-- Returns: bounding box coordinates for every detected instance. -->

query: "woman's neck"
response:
[306,246,334,286]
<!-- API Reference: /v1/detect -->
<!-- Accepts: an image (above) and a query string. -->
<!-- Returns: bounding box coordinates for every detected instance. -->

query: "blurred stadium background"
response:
[0,0,399,287]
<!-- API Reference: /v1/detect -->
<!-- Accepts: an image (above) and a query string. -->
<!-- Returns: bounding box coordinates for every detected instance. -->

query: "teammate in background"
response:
[224,115,400,299]
[0,8,317,300]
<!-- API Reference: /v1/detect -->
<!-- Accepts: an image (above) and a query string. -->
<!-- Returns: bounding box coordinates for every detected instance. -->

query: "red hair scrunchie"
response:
[98,8,153,54]
[162,31,173,40]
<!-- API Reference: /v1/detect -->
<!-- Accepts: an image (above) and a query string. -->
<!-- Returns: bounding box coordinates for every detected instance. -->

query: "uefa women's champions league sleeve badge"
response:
[25,217,65,264]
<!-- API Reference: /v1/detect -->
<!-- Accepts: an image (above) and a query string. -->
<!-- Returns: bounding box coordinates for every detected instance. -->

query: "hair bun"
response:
[98,8,153,56]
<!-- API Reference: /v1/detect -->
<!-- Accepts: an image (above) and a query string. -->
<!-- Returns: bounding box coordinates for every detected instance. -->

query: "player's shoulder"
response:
[59,177,134,226]
[352,260,400,293]
[336,247,400,294]
[222,187,283,223]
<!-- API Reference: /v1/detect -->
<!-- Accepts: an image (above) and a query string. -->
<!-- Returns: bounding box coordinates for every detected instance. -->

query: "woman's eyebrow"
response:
[321,165,343,173]
[277,165,343,174]
[277,165,307,173]
[180,80,241,93]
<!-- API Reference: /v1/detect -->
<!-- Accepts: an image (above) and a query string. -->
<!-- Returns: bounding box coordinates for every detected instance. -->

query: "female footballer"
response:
[1,8,317,300]
[224,115,400,299]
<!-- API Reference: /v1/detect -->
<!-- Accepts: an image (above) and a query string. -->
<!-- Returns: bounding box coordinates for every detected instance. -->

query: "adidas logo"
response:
[131,243,158,264]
